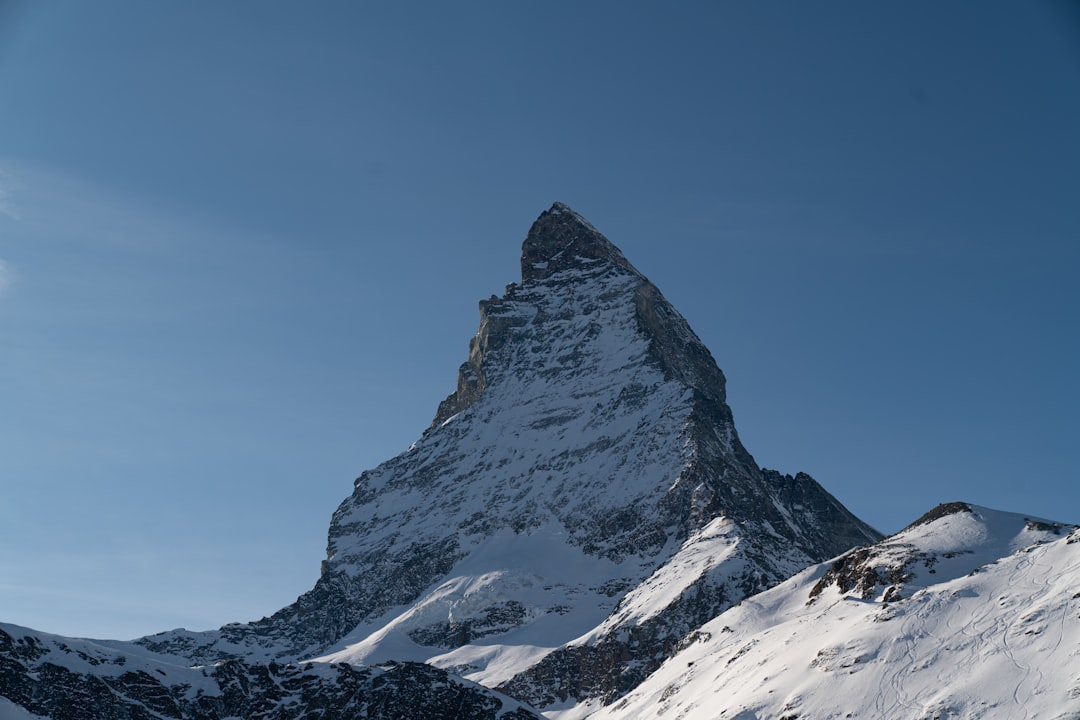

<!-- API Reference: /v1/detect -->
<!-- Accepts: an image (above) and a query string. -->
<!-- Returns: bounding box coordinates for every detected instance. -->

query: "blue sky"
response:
[0,1,1077,640]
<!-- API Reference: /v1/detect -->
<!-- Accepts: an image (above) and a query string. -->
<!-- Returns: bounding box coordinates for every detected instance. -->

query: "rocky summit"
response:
[3,203,888,718]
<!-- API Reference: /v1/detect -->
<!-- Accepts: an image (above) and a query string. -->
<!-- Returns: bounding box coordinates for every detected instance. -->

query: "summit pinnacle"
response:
[520,202,640,282]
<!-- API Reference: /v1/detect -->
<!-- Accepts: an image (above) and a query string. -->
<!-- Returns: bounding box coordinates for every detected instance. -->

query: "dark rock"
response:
[904,502,973,530]
[520,202,639,283]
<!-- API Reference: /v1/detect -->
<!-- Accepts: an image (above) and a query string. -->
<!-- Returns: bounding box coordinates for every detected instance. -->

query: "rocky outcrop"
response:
[0,625,540,720]
[808,502,1076,605]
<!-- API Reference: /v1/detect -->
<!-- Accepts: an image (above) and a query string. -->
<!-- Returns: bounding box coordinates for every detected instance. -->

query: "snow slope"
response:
[591,503,1080,720]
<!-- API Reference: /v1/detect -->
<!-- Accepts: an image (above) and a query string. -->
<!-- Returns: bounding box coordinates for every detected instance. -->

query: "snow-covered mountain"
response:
[590,502,1080,720]
[5,203,1074,720]
[127,203,879,714]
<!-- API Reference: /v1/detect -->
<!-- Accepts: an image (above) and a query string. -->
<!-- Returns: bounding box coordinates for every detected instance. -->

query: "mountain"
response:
[123,202,880,714]
[590,503,1080,720]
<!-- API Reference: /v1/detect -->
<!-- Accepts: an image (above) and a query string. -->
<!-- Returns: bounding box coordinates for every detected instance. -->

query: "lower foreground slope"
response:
[590,504,1080,720]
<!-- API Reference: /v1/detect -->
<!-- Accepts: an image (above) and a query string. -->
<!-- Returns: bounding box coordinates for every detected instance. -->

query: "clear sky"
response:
[0,1,1077,641]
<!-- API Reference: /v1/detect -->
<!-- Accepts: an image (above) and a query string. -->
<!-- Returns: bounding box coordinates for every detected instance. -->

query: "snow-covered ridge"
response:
[808,501,1074,603]
[592,505,1080,720]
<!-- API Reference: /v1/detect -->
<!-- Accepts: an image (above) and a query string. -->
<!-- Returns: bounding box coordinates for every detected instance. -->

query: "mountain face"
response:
[591,504,1080,720]
[127,203,880,713]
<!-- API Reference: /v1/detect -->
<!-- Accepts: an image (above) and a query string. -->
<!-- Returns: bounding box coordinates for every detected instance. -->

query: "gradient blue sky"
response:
[1,2,1077,641]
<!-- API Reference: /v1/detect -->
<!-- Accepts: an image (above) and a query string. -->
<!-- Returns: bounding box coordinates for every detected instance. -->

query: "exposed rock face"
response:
[1,203,884,718]
[520,202,639,282]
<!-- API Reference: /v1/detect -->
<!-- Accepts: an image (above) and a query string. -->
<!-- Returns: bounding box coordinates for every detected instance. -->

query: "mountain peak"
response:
[119,204,880,715]
[520,202,641,282]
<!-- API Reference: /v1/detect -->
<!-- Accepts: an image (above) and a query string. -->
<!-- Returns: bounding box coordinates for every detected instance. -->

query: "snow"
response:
[0,697,47,720]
